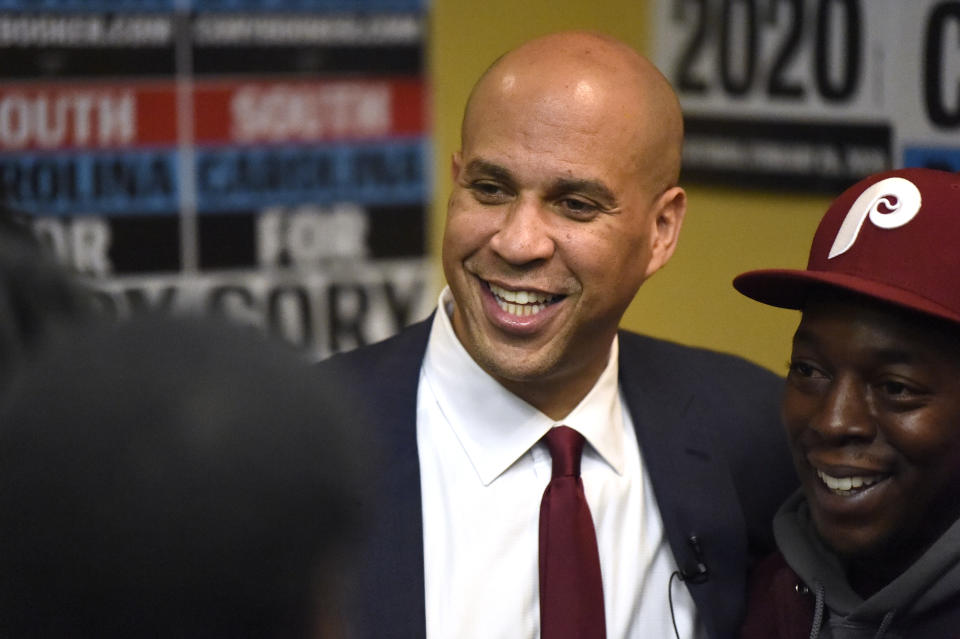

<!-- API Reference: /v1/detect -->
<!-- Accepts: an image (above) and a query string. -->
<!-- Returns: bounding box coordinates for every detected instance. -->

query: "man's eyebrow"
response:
[461,160,619,207]
[463,159,514,183]
[548,178,618,207]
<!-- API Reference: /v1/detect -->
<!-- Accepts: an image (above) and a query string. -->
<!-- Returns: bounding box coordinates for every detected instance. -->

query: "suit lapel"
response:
[347,318,432,638]
[618,333,748,639]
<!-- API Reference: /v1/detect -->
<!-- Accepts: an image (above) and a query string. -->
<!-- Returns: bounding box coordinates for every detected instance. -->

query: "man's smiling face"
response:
[783,293,960,585]
[441,39,684,418]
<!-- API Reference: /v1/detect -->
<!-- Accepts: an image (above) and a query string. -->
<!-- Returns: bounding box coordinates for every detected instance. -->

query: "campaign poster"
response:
[0,0,432,359]
[654,0,960,192]
[891,0,960,172]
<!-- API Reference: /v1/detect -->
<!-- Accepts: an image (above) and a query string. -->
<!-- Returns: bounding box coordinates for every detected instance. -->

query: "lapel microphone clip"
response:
[678,535,709,584]
[668,534,710,639]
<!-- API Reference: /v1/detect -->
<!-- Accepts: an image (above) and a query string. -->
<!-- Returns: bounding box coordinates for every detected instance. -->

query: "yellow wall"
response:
[429,2,831,374]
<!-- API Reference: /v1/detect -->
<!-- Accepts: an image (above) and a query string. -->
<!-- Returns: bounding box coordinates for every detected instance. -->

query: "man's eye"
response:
[558,198,600,218]
[469,182,509,202]
[787,361,812,377]
[882,382,910,396]
[786,360,830,394]
[786,360,825,380]
[873,378,931,410]
[878,379,922,399]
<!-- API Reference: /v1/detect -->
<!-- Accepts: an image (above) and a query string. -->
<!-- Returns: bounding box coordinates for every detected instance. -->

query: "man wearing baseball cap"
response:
[735,167,960,638]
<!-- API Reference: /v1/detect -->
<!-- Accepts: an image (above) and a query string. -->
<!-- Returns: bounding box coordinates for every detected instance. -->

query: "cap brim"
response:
[733,269,960,326]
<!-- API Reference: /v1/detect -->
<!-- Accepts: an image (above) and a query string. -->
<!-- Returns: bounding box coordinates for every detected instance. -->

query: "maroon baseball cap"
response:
[734,168,960,326]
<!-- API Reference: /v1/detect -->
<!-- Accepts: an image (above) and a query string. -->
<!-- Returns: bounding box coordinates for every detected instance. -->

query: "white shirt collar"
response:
[422,287,625,486]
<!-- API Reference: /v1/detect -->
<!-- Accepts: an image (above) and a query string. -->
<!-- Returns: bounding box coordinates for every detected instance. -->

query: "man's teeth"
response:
[817,469,882,494]
[488,283,556,316]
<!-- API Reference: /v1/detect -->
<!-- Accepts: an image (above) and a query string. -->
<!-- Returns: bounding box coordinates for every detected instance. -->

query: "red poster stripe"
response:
[0,82,176,151]
[194,77,425,145]
[0,77,426,152]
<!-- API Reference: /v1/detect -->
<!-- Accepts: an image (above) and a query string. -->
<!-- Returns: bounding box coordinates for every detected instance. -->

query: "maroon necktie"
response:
[539,426,606,639]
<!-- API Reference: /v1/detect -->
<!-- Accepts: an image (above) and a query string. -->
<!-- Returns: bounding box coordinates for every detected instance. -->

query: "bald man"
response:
[320,31,796,639]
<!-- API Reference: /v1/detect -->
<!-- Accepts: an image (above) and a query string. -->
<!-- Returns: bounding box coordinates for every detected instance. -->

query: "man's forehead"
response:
[463,74,629,152]
[479,57,620,104]
[464,43,637,131]
[796,294,960,361]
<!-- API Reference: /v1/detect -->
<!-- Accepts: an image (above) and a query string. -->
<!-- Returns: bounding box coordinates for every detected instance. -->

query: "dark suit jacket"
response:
[319,318,797,639]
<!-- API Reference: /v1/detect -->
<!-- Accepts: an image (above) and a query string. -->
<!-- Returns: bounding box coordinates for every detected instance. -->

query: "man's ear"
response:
[644,186,687,278]
[451,151,463,183]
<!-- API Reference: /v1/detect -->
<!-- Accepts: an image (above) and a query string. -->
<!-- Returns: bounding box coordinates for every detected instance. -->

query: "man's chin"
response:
[471,345,562,386]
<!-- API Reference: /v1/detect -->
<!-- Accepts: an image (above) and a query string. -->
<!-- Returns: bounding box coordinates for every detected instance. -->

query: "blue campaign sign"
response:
[891,2,960,176]
[903,147,960,173]
[0,0,424,10]
[0,0,174,11]
[0,148,179,216]
[0,0,433,355]
[193,0,426,11]
[195,138,426,213]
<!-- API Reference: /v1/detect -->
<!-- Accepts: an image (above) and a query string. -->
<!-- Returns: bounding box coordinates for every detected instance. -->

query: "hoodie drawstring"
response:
[808,581,825,639]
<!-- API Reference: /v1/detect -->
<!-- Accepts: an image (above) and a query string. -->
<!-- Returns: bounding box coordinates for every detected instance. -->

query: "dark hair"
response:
[0,314,367,638]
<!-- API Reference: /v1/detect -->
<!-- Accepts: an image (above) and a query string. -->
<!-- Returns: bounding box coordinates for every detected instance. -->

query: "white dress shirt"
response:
[417,288,704,638]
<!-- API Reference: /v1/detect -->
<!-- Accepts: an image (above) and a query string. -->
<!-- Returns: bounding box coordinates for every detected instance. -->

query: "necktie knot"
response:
[545,425,584,478]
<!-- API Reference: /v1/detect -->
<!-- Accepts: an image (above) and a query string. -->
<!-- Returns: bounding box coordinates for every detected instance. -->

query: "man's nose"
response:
[488,198,556,265]
[809,376,877,444]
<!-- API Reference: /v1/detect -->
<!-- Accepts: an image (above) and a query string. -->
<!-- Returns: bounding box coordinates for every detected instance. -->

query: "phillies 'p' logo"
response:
[828,177,923,259]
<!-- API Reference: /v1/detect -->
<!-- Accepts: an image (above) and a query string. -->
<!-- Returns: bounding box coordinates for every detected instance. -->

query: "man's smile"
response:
[815,468,887,496]
[487,281,564,317]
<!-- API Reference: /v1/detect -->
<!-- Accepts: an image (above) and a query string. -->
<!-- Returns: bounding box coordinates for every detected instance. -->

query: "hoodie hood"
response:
[774,491,960,638]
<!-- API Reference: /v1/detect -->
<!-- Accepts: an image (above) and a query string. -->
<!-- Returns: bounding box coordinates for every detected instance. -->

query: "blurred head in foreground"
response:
[0,206,91,390]
[0,314,366,638]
